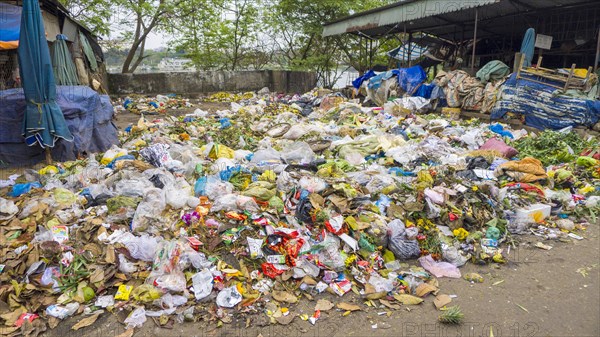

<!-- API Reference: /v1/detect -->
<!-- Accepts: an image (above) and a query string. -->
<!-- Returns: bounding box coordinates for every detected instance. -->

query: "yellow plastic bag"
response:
[208,143,235,159]
[132,284,161,303]
[114,284,133,301]
[39,165,59,175]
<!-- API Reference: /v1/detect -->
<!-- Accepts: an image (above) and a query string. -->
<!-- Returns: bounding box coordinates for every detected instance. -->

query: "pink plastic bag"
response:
[479,138,518,159]
[418,255,461,278]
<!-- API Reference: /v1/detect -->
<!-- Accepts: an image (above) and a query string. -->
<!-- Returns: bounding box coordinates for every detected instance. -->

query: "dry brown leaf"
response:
[105,245,116,264]
[364,291,387,300]
[71,313,100,331]
[0,306,26,326]
[275,314,295,325]
[301,276,317,285]
[433,294,452,309]
[315,299,334,311]
[89,268,105,285]
[336,302,361,312]
[393,294,423,305]
[115,328,135,337]
[379,299,401,310]
[271,290,297,304]
[415,283,438,297]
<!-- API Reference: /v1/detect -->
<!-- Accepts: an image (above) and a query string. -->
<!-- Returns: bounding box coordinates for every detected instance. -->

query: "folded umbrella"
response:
[18,0,73,149]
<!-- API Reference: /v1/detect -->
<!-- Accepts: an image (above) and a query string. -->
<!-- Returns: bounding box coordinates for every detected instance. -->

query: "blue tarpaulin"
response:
[520,28,535,68]
[18,0,74,148]
[397,65,428,96]
[490,73,600,130]
[0,86,118,166]
[0,2,21,50]
[352,70,376,89]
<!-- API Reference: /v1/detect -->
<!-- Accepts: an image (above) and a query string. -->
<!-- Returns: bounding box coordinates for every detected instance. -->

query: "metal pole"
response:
[408,32,413,67]
[403,24,407,67]
[595,26,600,72]
[471,8,478,71]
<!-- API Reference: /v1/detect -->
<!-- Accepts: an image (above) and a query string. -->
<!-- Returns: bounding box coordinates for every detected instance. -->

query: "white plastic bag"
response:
[281,142,316,164]
[164,178,193,209]
[124,307,147,329]
[191,269,214,300]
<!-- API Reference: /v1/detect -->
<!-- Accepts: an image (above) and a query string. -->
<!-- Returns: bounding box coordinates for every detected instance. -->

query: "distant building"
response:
[157,57,194,72]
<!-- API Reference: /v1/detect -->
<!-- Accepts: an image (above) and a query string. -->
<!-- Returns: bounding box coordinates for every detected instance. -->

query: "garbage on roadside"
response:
[1,85,598,335]
[120,94,193,115]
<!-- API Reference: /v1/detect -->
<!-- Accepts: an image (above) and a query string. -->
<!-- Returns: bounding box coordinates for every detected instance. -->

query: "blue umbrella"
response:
[18,0,73,151]
[520,28,535,68]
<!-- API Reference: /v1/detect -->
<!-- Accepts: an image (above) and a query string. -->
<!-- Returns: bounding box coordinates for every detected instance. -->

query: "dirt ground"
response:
[47,217,599,337]
[6,107,600,337]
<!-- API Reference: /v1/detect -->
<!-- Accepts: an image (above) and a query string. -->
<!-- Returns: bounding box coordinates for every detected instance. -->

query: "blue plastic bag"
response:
[489,123,514,139]
[194,176,208,197]
[219,118,232,129]
[388,167,416,177]
[9,182,42,197]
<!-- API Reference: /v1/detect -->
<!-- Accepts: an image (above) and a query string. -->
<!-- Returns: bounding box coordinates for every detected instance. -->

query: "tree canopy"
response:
[62,0,399,85]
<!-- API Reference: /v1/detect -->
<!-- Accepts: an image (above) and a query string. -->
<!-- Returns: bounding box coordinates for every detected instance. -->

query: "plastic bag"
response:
[315,235,346,271]
[192,269,214,300]
[298,176,327,193]
[147,240,187,293]
[282,124,309,140]
[281,142,316,165]
[387,219,421,260]
[276,171,295,192]
[418,255,461,278]
[124,307,147,329]
[441,244,469,267]
[164,178,193,209]
[368,272,395,292]
[479,137,518,159]
[118,254,136,274]
[205,177,234,200]
[140,143,173,167]
[9,182,42,197]
[132,284,161,303]
[216,286,242,308]
[241,181,276,201]
[121,234,160,262]
[211,194,259,212]
[114,178,153,198]
[251,147,281,164]
[0,198,18,220]
[131,188,166,233]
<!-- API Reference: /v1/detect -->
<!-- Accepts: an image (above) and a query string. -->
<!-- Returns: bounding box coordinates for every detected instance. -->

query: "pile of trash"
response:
[120,94,193,115]
[1,88,599,335]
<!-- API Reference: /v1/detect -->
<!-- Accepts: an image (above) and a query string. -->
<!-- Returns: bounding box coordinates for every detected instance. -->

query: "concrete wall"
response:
[108,70,317,96]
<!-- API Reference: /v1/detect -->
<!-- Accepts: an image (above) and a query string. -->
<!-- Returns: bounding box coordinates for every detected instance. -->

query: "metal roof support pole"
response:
[471,8,479,71]
[595,26,600,72]
[404,24,407,66]
[408,32,413,67]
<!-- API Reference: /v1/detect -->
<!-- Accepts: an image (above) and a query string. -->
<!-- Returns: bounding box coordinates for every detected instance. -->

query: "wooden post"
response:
[471,8,478,72]
[45,148,52,165]
[564,63,576,91]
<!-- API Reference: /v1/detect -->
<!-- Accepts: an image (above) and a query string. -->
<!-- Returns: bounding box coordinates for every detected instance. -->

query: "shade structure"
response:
[18,0,73,148]
[520,28,535,68]
[52,34,80,85]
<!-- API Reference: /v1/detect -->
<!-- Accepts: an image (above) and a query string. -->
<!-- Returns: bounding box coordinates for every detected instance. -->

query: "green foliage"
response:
[512,130,599,166]
[64,0,403,77]
[59,0,113,35]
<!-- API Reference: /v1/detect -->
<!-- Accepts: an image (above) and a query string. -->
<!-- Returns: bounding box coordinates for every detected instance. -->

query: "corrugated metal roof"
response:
[323,0,499,37]
[323,0,598,40]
